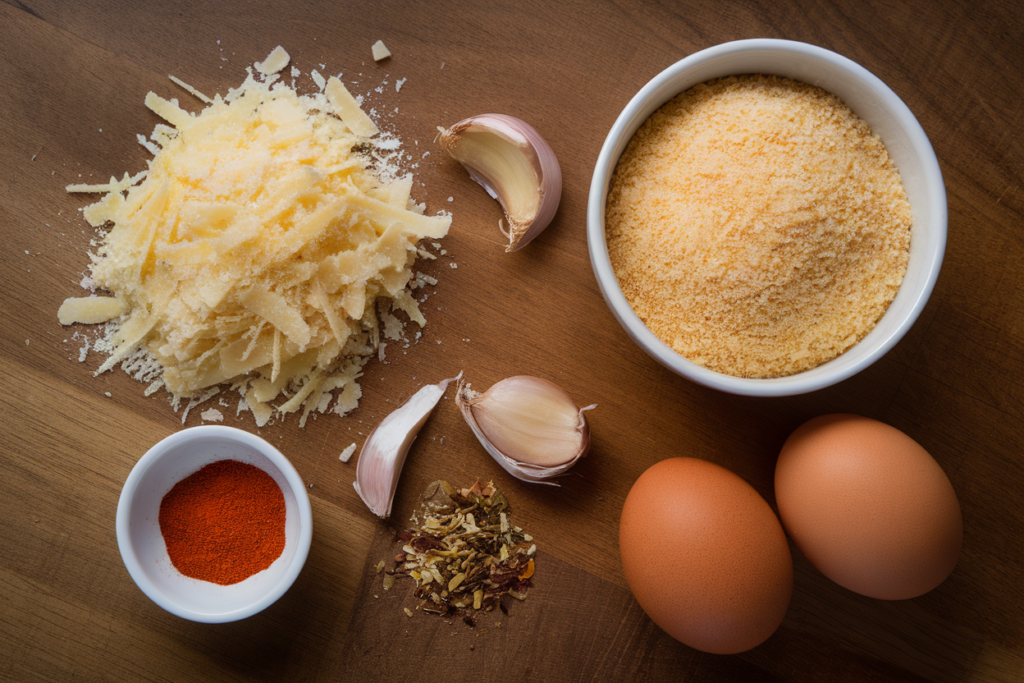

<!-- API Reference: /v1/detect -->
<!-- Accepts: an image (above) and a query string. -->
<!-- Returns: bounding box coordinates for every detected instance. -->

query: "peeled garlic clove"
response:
[437,114,562,252]
[354,372,461,518]
[456,376,596,485]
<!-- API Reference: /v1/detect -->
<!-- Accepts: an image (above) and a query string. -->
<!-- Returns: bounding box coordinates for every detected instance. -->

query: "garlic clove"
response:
[437,114,562,252]
[354,372,461,518]
[469,376,582,467]
[456,376,596,485]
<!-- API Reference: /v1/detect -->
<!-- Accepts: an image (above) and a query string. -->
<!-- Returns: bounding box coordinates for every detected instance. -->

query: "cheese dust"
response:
[606,75,912,378]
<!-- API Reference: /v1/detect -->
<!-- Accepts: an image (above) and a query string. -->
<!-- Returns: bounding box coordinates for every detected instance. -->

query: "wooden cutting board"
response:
[3,0,1023,681]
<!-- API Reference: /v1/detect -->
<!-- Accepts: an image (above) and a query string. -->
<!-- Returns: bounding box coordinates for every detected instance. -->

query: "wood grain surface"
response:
[2,0,1023,681]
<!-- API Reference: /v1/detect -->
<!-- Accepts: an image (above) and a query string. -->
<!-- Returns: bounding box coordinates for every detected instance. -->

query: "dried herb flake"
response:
[385,480,535,623]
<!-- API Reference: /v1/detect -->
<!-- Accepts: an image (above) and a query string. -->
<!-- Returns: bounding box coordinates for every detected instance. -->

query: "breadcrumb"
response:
[606,75,911,378]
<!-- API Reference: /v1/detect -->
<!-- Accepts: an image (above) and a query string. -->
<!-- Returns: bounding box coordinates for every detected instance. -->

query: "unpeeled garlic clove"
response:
[456,375,596,485]
[354,372,461,518]
[436,114,562,252]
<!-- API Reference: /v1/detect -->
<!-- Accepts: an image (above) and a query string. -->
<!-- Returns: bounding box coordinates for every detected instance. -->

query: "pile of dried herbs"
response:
[381,480,536,625]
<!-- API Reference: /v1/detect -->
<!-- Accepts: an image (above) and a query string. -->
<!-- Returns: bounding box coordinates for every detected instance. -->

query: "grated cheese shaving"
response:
[168,75,213,104]
[58,296,125,325]
[62,46,450,425]
[256,46,291,75]
[325,77,379,138]
[311,69,326,92]
[136,134,161,155]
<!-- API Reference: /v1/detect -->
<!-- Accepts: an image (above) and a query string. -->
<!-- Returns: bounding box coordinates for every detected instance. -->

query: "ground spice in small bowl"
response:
[606,75,912,378]
[159,459,286,585]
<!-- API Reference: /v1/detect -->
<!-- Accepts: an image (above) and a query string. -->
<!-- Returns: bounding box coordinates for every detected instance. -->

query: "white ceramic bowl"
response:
[116,426,313,622]
[588,39,946,396]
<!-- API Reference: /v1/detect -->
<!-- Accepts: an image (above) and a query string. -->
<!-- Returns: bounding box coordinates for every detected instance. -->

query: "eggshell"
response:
[775,414,962,600]
[619,457,793,654]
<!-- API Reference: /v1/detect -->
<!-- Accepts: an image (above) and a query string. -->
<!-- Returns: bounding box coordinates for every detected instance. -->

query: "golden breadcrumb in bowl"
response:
[587,39,946,396]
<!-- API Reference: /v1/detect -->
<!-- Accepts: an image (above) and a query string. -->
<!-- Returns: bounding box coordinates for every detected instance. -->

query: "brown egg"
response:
[619,457,793,654]
[775,414,962,600]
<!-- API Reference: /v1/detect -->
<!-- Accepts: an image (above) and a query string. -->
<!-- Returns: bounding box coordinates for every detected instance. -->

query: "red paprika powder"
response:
[159,459,286,586]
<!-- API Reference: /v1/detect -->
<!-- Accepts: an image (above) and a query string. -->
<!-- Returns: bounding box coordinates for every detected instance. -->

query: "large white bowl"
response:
[116,426,313,623]
[587,39,946,396]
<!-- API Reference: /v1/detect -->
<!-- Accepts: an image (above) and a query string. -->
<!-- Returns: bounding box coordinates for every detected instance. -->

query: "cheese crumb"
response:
[200,408,224,422]
[371,40,391,61]
[380,309,405,341]
[77,336,91,362]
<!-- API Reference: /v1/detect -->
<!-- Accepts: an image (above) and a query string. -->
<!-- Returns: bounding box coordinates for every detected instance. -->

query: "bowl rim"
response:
[115,425,313,623]
[586,38,947,396]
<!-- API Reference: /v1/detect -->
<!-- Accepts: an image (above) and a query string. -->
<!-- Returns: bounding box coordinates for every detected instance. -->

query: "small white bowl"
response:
[588,39,947,396]
[116,426,313,623]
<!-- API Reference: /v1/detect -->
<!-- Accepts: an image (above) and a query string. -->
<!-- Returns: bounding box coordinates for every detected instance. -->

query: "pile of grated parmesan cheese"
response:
[61,46,450,426]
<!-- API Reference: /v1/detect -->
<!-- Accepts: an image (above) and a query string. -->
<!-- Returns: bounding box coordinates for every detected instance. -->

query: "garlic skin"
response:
[437,115,562,252]
[456,376,596,485]
[354,372,461,518]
